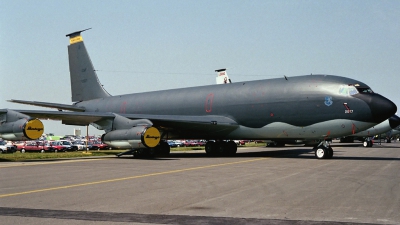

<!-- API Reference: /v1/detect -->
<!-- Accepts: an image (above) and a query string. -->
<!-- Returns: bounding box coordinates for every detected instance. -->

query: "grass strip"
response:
[0,142,266,162]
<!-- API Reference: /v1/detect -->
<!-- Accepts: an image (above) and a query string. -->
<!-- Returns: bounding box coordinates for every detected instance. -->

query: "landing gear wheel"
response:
[157,141,170,156]
[216,142,227,155]
[315,146,333,159]
[363,140,373,147]
[205,141,216,155]
[315,147,327,159]
[326,147,333,159]
[226,141,237,156]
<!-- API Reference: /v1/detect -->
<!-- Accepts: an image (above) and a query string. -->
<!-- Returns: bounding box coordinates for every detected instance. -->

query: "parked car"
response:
[91,141,111,150]
[174,140,184,147]
[185,140,200,147]
[0,140,16,153]
[197,140,206,146]
[48,141,67,152]
[71,141,88,151]
[234,140,246,145]
[167,141,177,148]
[19,141,52,153]
[59,140,73,151]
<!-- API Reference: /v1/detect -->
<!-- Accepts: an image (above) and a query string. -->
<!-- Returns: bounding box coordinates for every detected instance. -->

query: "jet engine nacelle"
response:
[0,117,44,141]
[101,126,161,149]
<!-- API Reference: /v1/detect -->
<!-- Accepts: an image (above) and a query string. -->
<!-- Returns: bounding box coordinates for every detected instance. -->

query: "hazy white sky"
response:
[1,0,399,136]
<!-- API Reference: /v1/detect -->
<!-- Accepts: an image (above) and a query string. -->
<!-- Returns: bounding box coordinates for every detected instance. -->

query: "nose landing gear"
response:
[314,140,333,159]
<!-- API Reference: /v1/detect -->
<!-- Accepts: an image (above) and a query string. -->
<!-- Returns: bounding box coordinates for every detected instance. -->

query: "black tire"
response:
[327,147,333,159]
[157,141,171,156]
[226,141,237,156]
[205,141,216,155]
[315,147,327,159]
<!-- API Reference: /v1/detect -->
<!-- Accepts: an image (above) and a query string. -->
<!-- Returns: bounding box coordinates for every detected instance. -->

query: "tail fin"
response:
[215,68,232,84]
[66,29,111,102]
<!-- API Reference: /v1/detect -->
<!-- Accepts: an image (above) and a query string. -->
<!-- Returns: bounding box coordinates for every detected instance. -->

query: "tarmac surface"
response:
[0,141,399,225]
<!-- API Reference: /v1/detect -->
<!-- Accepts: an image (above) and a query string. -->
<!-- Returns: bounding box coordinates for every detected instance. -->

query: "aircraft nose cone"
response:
[367,94,397,123]
[389,115,400,129]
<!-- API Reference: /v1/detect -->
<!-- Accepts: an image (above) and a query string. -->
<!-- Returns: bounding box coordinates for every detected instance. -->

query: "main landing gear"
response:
[363,137,373,147]
[314,140,333,159]
[205,140,237,156]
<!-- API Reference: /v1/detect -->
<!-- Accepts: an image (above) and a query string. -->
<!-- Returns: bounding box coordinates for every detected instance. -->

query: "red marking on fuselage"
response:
[120,101,127,113]
[205,93,214,113]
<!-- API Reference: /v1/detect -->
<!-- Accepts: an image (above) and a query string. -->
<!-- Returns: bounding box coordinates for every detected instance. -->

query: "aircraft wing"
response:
[9,110,111,125]
[8,99,85,112]
[8,109,239,132]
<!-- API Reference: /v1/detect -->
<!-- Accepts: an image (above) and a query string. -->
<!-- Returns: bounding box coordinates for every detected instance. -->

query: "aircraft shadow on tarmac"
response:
[114,148,313,160]
[331,143,400,148]
[116,145,400,161]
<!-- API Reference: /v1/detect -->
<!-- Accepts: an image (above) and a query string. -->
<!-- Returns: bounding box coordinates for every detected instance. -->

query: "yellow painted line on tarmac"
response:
[0,158,108,168]
[0,157,266,198]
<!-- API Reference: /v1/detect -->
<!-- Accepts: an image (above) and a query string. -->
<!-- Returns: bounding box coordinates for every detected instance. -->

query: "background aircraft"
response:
[215,68,232,84]
[0,29,397,159]
[341,115,400,147]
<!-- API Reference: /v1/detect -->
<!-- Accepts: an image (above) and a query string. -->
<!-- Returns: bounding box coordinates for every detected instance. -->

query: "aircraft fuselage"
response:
[76,74,392,140]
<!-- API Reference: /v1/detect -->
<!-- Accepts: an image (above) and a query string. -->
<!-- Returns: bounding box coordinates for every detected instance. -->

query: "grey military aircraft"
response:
[0,29,397,159]
[341,115,400,147]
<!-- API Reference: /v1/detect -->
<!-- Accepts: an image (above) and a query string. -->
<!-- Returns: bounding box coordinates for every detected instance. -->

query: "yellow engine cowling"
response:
[101,126,161,149]
[0,118,44,141]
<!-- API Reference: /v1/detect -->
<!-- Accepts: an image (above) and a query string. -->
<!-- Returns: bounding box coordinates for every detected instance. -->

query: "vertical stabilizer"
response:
[66,29,111,102]
[215,68,231,84]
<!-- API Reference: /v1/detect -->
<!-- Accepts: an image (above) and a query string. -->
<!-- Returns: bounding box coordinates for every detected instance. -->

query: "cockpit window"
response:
[339,86,349,95]
[356,87,374,93]
[339,85,359,96]
[339,85,373,96]
[348,86,358,95]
